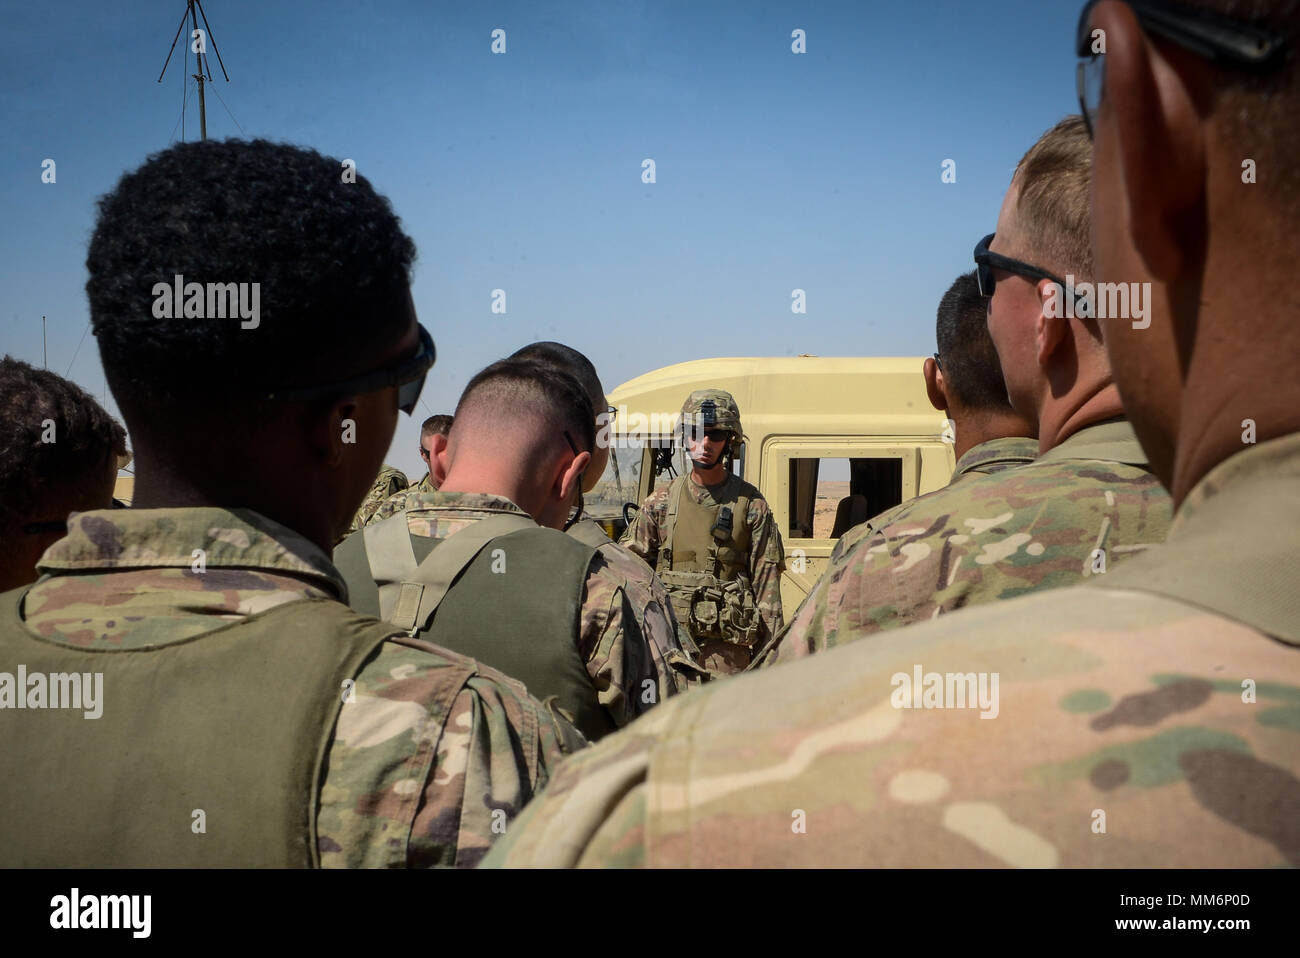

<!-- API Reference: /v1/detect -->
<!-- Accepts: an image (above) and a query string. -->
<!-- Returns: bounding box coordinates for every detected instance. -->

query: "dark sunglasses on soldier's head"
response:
[1075,0,1287,138]
[973,233,1076,300]
[263,323,435,415]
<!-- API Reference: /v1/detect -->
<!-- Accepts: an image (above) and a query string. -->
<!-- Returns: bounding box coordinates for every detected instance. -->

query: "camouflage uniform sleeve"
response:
[479,710,659,867]
[746,498,786,646]
[579,553,680,724]
[753,520,876,669]
[366,489,411,526]
[317,639,584,869]
[619,489,666,567]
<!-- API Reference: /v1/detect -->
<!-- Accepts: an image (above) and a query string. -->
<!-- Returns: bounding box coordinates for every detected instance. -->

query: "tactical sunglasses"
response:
[1076,0,1287,138]
[684,428,732,443]
[264,323,435,415]
[973,233,1074,300]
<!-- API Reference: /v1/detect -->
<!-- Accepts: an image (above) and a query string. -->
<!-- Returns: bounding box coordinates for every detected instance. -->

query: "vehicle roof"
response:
[606,356,948,440]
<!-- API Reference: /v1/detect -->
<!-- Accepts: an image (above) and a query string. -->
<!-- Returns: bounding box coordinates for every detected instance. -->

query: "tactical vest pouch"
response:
[659,570,759,647]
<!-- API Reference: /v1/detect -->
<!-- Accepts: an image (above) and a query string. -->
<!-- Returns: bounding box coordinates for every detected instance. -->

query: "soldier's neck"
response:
[689,464,728,487]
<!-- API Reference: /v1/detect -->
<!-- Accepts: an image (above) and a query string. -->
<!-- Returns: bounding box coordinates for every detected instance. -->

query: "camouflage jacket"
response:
[351,490,687,724]
[828,435,1041,567]
[345,464,409,538]
[20,507,581,867]
[369,472,435,525]
[622,473,786,647]
[567,515,710,694]
[755,419,1170,667]
[481,432,1300,867]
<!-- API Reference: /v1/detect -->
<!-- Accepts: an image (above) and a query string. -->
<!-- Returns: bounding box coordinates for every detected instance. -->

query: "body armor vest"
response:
[335,513,613,741]
[0,590,399,867]
[656,476,760,647]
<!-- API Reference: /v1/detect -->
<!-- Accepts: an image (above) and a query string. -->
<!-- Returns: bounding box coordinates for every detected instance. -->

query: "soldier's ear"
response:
[923,357,947,413]
[1035,283,1069,370]
[306,396,359,467]
[557,450,591,502]
[428,434,449,484]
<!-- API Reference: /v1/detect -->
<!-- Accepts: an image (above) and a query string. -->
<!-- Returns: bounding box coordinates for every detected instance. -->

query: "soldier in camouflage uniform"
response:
[0,357,127,592]
[507,341,709,694]
[0,139,581,868]
[622,389,785,675]
[818,270,1039,569]
[482,2,1300,867]
[413,414,453,494]
[343,462,407,539]
[756,117,1171,668]
[370,414,452,522]
[337,357,687,741]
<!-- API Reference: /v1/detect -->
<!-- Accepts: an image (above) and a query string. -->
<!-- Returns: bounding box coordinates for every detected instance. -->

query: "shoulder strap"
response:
[567,517,612,550]
[659,477,686,572]
[364,512,538,631]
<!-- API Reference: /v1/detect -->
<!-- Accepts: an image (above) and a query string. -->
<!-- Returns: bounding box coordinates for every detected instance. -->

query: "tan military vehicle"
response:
[586,356,957,613]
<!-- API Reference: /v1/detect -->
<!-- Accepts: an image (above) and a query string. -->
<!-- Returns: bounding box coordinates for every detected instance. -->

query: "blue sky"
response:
[0,0,1087,480]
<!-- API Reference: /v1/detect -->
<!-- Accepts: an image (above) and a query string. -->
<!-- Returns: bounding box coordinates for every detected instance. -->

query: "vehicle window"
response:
[650,440,690,499]
[588,445,643,516]
[787,457,903,539]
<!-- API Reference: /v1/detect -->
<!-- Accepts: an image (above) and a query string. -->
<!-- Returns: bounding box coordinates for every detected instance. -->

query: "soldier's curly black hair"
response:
[0,356,127,533]
[85,138,417,429]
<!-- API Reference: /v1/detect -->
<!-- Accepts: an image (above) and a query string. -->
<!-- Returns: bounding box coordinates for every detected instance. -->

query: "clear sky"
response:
[1,0,1087,482]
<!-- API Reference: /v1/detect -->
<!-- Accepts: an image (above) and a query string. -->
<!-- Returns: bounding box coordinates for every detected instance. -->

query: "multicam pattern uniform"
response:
[568,516,710,695]
[826,435,1040,568]
[345,463,409,537]
[367,491,688,724]
[481,433,1300,867]
[755,420,1170,668]
[623,473,785,671]
[21,507,581,867]
[368,472,435,525]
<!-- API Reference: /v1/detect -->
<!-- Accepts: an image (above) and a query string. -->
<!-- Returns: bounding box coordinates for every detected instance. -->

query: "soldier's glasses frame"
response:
[263,323,435,415]
[1075,0,1287,139]
[974,233,1076,300]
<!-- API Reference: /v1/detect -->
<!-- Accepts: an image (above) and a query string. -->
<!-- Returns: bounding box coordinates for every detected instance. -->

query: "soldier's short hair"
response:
[455,358,595,454]
[85,138,417,431]
[420,414,453,439]
[0,356,127,534]
[507,342,604,408]
[935,272,1016,413]
[1011,116,1093,282]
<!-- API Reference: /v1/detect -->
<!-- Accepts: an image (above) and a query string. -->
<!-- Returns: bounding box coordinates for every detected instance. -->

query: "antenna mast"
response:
[157,0,229,141]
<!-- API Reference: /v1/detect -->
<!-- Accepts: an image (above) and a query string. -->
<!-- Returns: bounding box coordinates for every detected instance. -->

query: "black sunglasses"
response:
[1076,0,1287,138]
[264,323,435,415]
[973,233,1078,301]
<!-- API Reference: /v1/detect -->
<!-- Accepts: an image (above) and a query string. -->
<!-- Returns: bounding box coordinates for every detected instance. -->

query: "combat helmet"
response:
[679,389,744,446]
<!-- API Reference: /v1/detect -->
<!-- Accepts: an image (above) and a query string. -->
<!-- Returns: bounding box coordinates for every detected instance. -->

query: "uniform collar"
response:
[1103,431,1300,645]
[37,507,346,597]
[1037,417,1149,466]
[401,489,531,518]
[951,436,1039,480]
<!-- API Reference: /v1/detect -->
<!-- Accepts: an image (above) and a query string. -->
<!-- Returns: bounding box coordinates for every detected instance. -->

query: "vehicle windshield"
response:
[587,444,646,517]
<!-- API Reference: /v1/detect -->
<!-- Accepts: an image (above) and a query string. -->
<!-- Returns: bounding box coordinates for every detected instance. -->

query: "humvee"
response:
[585,356,957,614]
